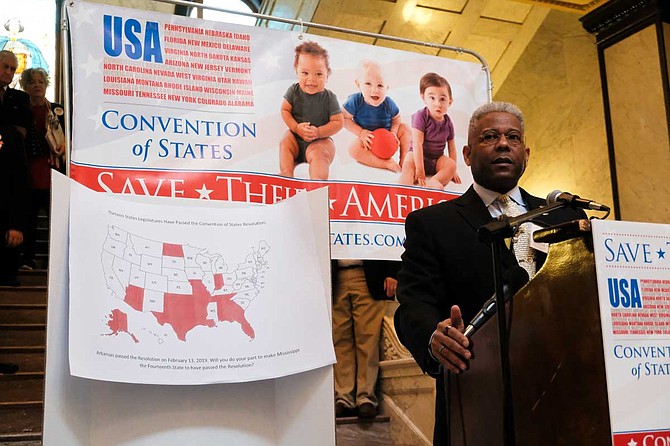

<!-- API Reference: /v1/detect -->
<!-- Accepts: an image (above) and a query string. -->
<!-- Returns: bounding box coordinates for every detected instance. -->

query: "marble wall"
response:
[494,10,613,216]
[604,25,670,224]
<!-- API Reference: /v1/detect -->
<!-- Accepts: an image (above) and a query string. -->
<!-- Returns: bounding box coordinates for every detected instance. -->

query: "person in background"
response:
[0,50,31,136]
[18,67,65,271]
[0,100,30,374]
[0,50,30,292]
[332,260,400,419]
[394,102,585,444]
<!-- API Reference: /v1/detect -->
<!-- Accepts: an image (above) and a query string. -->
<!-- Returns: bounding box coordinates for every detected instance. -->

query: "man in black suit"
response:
[0,50,30,373]
[0,127,28,375]
[0,50,31,136]
[394,102,585,444]
[0,50,30,285]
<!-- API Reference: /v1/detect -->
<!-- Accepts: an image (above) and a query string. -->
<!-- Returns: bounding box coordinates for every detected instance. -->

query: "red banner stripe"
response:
[70,164,457,223]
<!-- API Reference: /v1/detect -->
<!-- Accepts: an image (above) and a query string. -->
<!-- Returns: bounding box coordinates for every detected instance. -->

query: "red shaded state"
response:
[151,279,254,341]
[213,273,224,291]
[152,279,216,341]
[106,309,139,343]
[124,285,145,311]
[163,243,184,257]
[217,296,255,340]
[108,309,128,333]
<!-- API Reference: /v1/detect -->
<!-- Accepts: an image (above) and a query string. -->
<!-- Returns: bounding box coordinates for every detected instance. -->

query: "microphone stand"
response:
[491,238,515,446]
[478,201,565,242]
[477,201,565,446]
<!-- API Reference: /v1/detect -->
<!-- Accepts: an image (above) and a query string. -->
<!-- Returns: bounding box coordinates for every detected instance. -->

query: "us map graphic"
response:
[101,225,270,343]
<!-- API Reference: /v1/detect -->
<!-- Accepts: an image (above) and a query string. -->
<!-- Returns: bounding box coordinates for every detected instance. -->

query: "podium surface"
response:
[449,222,612,445]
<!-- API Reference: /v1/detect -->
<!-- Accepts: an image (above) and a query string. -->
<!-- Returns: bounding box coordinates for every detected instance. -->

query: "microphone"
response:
[546,190,610,212]
[463,266,530,338]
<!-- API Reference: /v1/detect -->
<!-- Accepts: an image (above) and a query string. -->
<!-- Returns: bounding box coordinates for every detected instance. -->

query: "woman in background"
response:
[18,67,65,271]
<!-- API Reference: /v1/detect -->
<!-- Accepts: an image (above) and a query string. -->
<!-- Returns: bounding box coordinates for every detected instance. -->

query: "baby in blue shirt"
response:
[342,60,410,172]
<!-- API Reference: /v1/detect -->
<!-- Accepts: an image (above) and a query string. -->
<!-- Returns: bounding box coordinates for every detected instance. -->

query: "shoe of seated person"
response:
[357,402,377,419]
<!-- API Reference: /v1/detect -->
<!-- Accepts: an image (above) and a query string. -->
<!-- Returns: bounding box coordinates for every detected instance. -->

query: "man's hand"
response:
[5,229,23,248]
[430,305,470,374]
[384,277,398,298]
[53,142,66,156]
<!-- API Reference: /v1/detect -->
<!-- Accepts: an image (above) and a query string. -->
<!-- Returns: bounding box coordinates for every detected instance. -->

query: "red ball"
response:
[369,128,399,160]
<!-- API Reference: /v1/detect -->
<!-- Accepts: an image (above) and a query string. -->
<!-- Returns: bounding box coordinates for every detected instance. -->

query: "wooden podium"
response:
[448,220,612,445]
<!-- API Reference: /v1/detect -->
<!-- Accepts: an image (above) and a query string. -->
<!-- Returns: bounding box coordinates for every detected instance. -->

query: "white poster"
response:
[592,220,670,445]
[66,0,488,259]
[68,178,334,384]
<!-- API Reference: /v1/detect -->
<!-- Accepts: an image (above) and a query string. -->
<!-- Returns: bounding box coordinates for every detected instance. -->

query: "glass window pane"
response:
[0,0,57,99]
[190,1,256,26]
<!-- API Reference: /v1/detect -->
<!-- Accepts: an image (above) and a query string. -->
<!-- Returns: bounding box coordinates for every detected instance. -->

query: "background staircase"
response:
[0,213,49,445]
[0,271,47,445]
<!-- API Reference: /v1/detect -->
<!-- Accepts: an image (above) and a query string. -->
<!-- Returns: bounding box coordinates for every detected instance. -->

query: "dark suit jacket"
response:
[1,87,31,131]
[0,87,30,233]
[0,124,29,233]
[393,185,585,445]
[332,260,401,300]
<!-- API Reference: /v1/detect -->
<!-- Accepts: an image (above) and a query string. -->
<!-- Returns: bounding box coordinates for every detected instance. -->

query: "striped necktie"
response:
[497,194,536,277]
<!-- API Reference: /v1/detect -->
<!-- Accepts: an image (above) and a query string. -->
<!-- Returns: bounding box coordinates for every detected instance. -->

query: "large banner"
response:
[66,0,488,259]
[592,220,670,445]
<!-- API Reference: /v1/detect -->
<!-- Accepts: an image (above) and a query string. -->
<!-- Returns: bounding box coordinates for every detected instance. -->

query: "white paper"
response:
[68,179,335,384]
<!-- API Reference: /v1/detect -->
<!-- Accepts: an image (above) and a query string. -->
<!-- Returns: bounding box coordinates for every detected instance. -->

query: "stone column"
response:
[581,0,670,223]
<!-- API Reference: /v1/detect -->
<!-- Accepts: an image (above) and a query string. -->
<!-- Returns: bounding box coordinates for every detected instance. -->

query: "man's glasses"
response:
[478,130,524,147]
